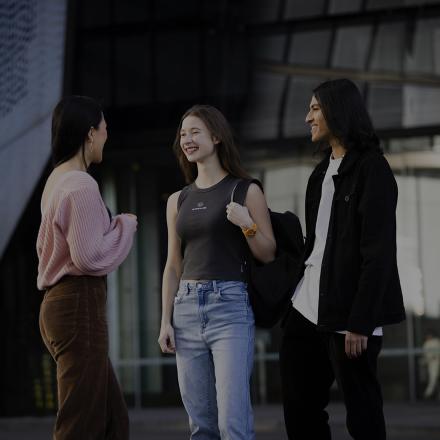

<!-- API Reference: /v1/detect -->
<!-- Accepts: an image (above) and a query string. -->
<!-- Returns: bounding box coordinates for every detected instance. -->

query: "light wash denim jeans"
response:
[173,280,255,440]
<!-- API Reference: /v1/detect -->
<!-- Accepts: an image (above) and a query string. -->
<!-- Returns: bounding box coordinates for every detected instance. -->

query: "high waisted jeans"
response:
[173,280,255,440]
[39,275,129,440]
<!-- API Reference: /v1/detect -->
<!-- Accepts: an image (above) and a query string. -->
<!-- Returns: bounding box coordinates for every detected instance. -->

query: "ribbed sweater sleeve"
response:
[58,179,137,275]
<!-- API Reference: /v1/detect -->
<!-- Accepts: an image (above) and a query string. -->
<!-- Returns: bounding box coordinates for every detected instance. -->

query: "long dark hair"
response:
[172,104,250,183]
[51,95,103,167]
[313,79,381,153]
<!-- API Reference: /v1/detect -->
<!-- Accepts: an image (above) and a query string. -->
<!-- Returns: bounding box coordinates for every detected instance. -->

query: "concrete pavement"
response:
[0,402,439,439]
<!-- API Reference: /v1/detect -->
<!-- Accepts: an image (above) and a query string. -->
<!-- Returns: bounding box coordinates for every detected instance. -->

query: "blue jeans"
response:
[173,280,255,440]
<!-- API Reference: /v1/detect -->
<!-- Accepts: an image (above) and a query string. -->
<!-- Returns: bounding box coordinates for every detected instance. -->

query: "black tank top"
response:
[176,174,249,281]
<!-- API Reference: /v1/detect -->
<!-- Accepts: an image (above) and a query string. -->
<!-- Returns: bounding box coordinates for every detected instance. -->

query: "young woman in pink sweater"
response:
[37,96,137,440]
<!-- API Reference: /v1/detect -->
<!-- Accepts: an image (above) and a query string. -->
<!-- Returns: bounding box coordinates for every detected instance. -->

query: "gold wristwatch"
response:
[242,223,258,237]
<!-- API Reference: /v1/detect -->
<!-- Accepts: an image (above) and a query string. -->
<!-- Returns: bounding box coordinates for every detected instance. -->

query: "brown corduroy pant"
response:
[39,275,129,440]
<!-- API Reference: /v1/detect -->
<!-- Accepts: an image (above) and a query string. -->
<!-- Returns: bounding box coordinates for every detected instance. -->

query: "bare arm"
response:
[227,183,276,263]
[158,191,182,354]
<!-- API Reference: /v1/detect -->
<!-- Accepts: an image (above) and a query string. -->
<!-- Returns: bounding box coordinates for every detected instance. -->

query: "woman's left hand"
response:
[226,202,253,228]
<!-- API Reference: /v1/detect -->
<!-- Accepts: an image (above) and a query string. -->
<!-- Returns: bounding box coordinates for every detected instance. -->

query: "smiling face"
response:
[180,115,219,163]
[305,95,332,143]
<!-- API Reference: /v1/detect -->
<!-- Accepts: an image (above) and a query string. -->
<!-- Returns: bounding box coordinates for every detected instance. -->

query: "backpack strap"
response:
[231,179,264,205]
[177,185,192,211]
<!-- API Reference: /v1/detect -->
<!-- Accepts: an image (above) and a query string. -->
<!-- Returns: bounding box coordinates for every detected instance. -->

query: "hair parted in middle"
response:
[172,104,250,184]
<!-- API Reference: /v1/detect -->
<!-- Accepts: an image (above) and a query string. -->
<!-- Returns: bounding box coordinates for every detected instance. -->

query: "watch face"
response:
[243,224,257,237]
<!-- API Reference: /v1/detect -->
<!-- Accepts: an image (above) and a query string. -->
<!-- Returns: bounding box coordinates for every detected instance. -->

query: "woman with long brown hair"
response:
[158,105,275,439]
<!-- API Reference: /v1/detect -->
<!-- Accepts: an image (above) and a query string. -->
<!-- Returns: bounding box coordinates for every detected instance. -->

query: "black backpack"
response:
[232,179,305,328]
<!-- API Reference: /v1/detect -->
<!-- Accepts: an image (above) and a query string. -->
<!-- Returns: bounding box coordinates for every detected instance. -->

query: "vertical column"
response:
[137,166,162,393]
[102,171,121,369]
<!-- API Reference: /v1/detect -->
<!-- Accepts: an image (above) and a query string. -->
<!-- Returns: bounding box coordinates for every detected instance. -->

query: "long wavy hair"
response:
[313,79,381,153]
[172,105,250,183]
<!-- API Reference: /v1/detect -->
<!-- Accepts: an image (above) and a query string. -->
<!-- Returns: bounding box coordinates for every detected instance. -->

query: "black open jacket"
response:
[301,148,406,335]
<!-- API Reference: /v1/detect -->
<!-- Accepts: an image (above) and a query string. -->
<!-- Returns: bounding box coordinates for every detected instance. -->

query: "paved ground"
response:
[0,402,439,439]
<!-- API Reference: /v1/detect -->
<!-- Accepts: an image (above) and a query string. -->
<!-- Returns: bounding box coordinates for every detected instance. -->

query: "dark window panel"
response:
[370,0,440,7]
[405,19,440,75]
[115,36,152,106]
[207,5,247,37]
[404,0,440,5]
[328,0,362,14]
[368,83,402,129]
[252,35,287,62]
[217,35,249,99]
[203,32,224,99]
[79,39,112,106]
[436,27,440,75]
[332,25,372,70]
[242,72,286,140]
[289,30,332,66]
[202,0,230,20]
[283,0,326,19]
[155,32,201,102]
[154,0,200,21]
[367,0,403,9]
[203,31,249,109]
[80,0,111,28]
[402,85,440,128]
[245,0,280,23]
[283,76,325,137]
[370,22,405,72]
[113,0,149,24]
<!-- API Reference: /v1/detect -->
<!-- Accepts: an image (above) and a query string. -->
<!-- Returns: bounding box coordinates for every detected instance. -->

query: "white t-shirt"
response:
[292,155,383,336]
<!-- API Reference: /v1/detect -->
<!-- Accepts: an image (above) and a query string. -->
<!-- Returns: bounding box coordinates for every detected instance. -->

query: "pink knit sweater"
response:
[36,171,137,290]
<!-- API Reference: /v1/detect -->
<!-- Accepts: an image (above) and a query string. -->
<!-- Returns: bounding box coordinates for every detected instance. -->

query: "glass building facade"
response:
[1,0,440,415]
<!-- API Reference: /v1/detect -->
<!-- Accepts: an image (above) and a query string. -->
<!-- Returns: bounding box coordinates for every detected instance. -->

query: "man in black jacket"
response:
[280,79,405,440]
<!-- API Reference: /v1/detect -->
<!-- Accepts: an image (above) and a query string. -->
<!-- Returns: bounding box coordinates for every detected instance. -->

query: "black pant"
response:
[280,307,386,440]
